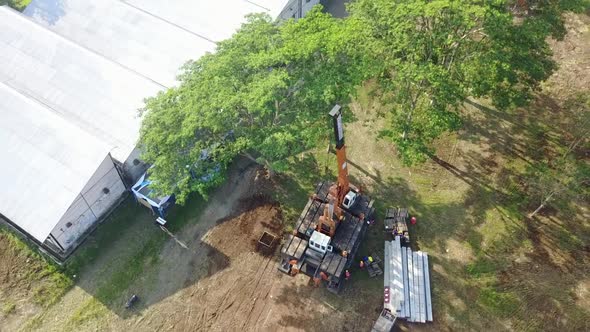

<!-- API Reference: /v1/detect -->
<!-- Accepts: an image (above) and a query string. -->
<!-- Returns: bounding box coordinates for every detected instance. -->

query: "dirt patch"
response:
[574,279,590,310]
[443,239,475,265]
[115,182,370,332]
[546,13,590,101]
[0,232,70,331]
[19,158,374,332]
[207,198,282,260]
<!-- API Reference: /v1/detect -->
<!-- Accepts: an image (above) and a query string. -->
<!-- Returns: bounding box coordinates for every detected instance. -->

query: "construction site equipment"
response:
[384,207,410,244]
[278,105,374,293]
[125,294,139,309]
[257,231,278,254]
[156,217,167,226]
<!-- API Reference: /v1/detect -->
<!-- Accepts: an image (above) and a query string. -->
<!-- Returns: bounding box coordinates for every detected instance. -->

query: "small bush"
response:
[1,301,16,315]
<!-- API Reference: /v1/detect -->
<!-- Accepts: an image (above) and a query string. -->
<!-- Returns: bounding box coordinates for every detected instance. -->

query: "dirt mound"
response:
[208,196,282,259]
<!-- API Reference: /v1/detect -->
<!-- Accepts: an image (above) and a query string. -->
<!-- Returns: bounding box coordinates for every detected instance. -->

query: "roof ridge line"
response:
[118,0,219,45]
[0,5,168,90]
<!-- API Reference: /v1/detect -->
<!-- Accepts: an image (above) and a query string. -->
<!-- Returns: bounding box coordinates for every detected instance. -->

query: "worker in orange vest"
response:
[345,270,351,280]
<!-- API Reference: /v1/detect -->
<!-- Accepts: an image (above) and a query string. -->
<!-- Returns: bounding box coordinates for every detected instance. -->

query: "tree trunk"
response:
[241,152,275,179]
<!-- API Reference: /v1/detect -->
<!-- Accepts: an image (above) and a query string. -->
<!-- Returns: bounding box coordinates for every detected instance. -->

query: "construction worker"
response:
[368,256,374,264]
[289,259,299,276]
[313,277,321,287]
[360,260,365,269]
[345,270,351,280]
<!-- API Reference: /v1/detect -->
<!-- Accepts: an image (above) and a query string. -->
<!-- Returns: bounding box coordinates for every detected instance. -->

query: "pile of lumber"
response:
[384,236,433,323]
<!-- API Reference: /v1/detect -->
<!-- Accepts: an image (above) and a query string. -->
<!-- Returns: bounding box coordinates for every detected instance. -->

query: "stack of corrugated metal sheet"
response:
[383,237,433,323]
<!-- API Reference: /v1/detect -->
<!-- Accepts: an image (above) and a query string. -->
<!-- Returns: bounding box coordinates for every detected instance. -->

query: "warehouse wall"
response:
[122,147,149,185]
[46,154,126,252]
[278,0,321,20]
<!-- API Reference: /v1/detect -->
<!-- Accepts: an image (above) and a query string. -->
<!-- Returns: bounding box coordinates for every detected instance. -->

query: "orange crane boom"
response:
[329,104,350,207]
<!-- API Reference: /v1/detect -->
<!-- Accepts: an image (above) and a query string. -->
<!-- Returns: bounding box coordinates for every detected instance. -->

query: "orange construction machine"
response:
[278,105,374,294]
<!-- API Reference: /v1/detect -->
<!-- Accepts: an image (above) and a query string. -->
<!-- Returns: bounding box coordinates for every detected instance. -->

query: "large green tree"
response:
[348,0,586,164]
[139,9,368,203]
[139,1,586,202]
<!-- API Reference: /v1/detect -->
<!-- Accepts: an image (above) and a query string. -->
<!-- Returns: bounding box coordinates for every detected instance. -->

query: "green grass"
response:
[66,298,109,330]
[92,235,164,305]
[478,286,520,317]
[64,198,151,276]
[268,77,590,331]
[2,300,16,315]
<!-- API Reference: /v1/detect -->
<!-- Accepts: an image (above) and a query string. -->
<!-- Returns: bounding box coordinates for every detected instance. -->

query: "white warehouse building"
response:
[0,0,296,260]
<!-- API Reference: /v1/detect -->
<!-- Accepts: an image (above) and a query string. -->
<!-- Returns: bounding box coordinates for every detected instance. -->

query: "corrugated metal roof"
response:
[119,0,288,42]
[23,0,292,87]
[0,82,112,242]
[0,6,163,162]
[23,0,218,87]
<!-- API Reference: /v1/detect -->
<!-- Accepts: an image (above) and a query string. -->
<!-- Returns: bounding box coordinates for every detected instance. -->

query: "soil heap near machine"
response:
[278,105,374,293]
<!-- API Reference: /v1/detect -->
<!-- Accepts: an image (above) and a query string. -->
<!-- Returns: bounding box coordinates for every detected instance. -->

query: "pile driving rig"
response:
[278,105,374,293]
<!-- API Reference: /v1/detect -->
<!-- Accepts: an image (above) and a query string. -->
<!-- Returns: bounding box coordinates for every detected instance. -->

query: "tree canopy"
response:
[139,1,586,201]
[347,0,586,164]
[139,9,368,203]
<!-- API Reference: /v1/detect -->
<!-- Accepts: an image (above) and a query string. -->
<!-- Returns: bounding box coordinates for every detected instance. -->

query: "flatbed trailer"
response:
[279,181,374,293]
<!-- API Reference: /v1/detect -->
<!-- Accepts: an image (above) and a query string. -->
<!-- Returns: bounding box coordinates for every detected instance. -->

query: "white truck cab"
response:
[342,190,358,209]
[309,231,333,254]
